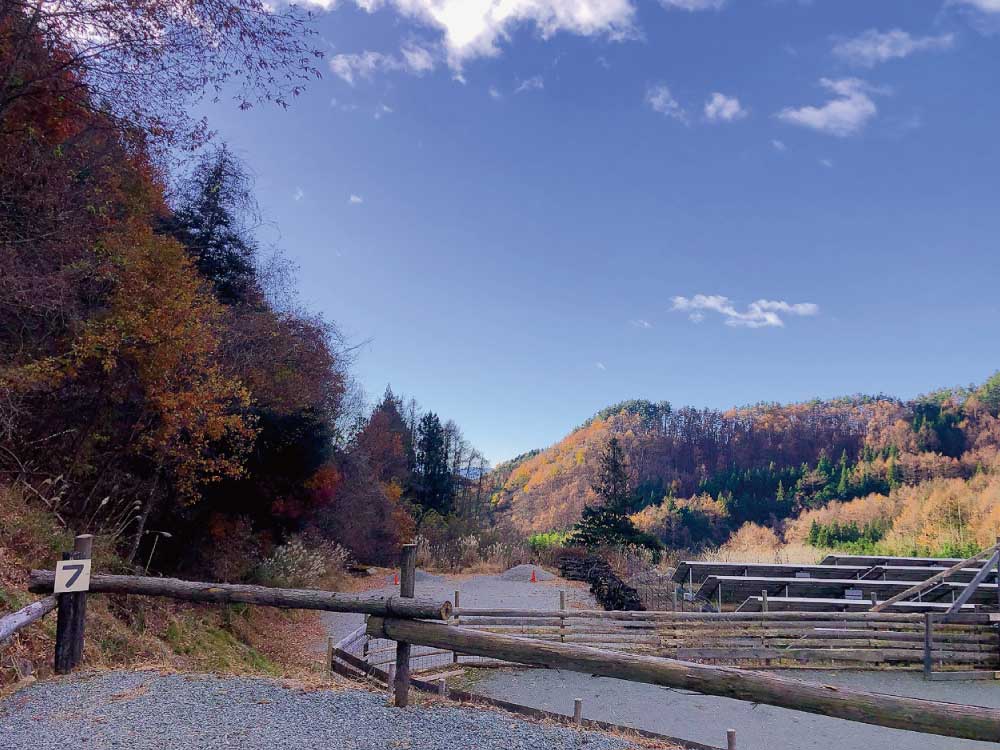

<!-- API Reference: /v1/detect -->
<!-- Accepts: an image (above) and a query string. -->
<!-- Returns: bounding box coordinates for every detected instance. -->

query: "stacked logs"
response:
[558,554,643,611]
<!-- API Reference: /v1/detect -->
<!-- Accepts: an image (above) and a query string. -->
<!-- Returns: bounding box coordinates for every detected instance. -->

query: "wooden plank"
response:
[872,543,1000,612]
[0,596,57,644]
[368,616,1000,742]
[926,671,1000,682]
[30,569,452,620]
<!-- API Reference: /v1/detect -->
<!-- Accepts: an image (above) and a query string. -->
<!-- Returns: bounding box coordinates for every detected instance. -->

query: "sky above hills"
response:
[204,0,1000,464]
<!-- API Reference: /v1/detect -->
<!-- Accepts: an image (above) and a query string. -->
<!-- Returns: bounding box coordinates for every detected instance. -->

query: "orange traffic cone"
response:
[394,572,399,585]
[530,569,537,583]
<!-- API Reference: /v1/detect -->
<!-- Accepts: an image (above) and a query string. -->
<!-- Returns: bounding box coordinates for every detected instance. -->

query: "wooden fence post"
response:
[54,534,92,674]
[761,590,768,613]
[923,613,933,678]
[559,590,566,643]
[452,590,460,664]
[393,543,417,707]
[727,729,737,750]
[573,698,583,726]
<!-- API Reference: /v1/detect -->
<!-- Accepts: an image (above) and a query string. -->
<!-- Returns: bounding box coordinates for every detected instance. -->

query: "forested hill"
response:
[491,377,1000,544]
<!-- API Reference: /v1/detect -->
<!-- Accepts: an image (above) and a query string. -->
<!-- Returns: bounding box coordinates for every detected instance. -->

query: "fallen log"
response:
[0,596,58,644]
[368,616,1000,742]
[29,571,452,620]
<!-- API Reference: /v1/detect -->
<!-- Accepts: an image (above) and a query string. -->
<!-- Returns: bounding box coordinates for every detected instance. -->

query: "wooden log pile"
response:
[558,554,643,611]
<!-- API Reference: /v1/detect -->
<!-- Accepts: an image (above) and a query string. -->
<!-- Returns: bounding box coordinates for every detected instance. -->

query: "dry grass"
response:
[0,484,384,687]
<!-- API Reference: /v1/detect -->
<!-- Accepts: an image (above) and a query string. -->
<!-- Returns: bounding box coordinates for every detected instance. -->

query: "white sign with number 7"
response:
[54,559,92,594]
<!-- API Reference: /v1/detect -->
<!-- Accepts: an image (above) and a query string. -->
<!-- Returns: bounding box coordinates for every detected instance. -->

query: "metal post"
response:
[560,590,566,643]
[761,589,768,613]
[393,543,417,707]
[573,698,583,726]
[727,729,737,750]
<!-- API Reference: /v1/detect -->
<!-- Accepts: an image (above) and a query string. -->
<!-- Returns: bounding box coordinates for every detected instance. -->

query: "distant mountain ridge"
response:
[490,374,1000,543]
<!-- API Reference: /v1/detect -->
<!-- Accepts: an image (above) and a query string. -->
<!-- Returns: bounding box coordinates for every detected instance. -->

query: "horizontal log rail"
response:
[368,616,1000,742]
[29,570,452,620]
[0,596,58,644]
[454,608,991,624]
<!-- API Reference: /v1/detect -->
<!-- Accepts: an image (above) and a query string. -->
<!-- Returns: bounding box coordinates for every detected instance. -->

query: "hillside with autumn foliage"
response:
[492,380,1000,555]
[0,0,503,600]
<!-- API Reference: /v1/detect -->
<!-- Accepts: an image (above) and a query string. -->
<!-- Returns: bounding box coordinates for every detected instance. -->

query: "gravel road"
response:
[473,667,1000,750]
[322,566,595,647]
[0,670,642,750]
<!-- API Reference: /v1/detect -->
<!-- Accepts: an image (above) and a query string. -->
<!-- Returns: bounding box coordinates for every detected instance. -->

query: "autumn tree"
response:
[1,0,323,154]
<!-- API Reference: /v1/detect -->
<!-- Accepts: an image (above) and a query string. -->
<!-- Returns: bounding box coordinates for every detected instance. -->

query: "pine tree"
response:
[412,412,453,524]
[571,437,660,559]
[591,436,631,513]
[887,455,901,491]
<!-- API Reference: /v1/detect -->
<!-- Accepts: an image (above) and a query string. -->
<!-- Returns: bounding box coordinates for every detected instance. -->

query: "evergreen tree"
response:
[591,436,631,513]
[571,437,660,559]
[412,412,453,524]
[887,455,901,491]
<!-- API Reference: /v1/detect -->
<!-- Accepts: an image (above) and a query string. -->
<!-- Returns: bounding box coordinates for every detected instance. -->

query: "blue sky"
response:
[203,0,1000,464]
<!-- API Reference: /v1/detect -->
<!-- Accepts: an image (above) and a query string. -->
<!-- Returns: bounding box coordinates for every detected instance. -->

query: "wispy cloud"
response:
[629,319,653,329]
[777,78,883,137]
[645,84,687,123]
[670,294,819,328]
[329,43,437,85]
[293,187,305,201]
[659,0,725,9]
[349,194,364,204]
[819,158,834,168]
[514,75,544,94]
[771,139,787,151]
[595,361,607,371]
[704,92,748,122]
[833,29,954,67]
[953,0,1000,9]
[488,86,502,100]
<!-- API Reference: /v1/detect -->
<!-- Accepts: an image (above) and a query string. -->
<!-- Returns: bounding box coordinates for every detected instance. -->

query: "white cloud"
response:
[951,0,1000,12]
[374,103,394,119]
[704,92,748,122]
[833,29,954,67]
[514,75,544,94]
[595,361,607,371]
[329,43,437,85]
[771,139,787,151]
[777,78,883,137]
[327,0,636,70]
[645,84,687,123]
[659,0,725,9]
[349,194,364,204]
[629,319,653,329]
[670,294,819,328]
[400,42,436,73]
[488,86,502,99]
[819,158,834,168]
[293,187,305,201]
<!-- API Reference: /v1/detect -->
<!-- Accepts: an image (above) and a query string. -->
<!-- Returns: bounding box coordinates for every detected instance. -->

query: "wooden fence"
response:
[6,536,1000,744]
[447,607,1000,669]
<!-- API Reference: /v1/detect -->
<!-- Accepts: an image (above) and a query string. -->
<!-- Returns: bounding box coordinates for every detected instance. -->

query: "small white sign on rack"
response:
[54,559,92,594]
